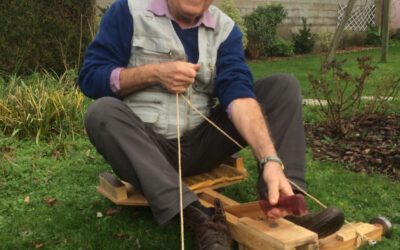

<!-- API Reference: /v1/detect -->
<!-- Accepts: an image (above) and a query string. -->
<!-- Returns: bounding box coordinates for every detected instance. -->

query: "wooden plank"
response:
[225,201,266,220]
[199,198,318,250]
[198,188,240,207]
[98,173,127,202]
[237,217,318,250]
[222,155,246,173]
[319,222,383,250]
[96,155,248,206]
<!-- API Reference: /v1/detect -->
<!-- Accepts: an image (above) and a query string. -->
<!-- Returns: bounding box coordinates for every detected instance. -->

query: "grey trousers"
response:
[84,74,306,225]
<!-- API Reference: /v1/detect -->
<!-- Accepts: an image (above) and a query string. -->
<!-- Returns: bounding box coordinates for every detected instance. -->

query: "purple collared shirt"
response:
[110,0,215,94]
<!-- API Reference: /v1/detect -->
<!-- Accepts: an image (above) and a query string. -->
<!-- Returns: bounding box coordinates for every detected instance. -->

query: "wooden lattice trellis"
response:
[338,1,376,31]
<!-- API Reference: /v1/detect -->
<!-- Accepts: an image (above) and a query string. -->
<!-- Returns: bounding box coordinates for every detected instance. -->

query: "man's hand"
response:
[157,61,201,93]
[263,162,294,219]
[230,98,295,219]
[118,61,200,96]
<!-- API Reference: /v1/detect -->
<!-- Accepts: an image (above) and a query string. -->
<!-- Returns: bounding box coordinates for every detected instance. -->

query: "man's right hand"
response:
[156,61,201,93]
[119,61,200,97]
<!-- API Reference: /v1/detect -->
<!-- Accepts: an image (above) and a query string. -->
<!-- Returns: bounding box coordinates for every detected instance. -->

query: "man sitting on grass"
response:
[79,0,344,249]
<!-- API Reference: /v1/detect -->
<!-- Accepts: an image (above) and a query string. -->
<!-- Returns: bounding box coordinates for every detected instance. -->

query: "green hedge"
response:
[0,0,96,75]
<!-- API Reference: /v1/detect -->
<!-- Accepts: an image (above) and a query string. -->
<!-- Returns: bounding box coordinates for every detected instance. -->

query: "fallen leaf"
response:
[35,243,43,248]
[130,211,139,221]
[0,180,3,186]
[46,170,52,175]
[66,238,72,244]
[34,179,40,185]
[107,208,120,215]
[24,196,30,204]
[114,233,134,240]
[53,150,61,161]
[44,178,53,183]
[0,147,11,153]
[135,238,141,248]
[86,150,95,160]
[21,230,31,236]
[42,198,58,206]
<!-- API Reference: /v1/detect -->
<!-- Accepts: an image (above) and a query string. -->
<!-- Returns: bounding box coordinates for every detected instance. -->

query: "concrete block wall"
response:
[96,0,380,45]
[214,0,377,40]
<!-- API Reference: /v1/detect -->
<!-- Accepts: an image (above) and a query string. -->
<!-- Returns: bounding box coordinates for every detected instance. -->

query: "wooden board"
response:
[199,196,319,250]
[200,189,383,250]
[319,222,383,250]
[96,156,247,206]
[96,156,384,250]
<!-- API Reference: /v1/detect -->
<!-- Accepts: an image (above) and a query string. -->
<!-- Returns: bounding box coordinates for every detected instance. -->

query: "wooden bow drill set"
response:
[96,155,392,250]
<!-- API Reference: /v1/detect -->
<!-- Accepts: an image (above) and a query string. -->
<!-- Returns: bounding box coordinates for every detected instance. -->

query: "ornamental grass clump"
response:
[0,70,88,142]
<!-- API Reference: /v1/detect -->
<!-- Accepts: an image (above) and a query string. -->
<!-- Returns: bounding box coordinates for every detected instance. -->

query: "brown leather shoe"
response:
[285,206,345,238]
[184,199,232,250]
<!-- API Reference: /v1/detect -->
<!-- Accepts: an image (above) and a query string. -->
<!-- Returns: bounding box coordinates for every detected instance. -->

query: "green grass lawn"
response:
[1,135,399,249]
[248,41,400,98]
[1,43,399,249]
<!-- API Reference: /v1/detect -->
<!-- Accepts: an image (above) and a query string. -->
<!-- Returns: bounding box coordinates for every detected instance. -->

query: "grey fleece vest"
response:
[123,0,234,139]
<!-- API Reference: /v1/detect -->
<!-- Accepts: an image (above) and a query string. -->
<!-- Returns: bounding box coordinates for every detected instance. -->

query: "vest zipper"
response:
[184,55,191,132]
[185,86,191,132]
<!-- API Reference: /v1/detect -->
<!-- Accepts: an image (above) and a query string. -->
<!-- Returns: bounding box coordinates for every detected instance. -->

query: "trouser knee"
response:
[254,73,302,112]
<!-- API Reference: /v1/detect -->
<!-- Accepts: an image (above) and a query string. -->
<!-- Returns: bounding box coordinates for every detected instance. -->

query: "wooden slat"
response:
[98,173,127,202]
[199,198,318,250]
[319,222,383,250]
[237,217,318,250]
[225,201,266,220]
[199,188,240,207]
[96,155,248,206]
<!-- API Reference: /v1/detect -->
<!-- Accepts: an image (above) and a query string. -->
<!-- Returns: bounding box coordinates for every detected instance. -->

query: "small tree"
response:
[322,0,357,71]
[292,17,315,54]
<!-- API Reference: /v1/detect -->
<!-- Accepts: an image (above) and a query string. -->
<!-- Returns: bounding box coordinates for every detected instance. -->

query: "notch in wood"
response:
[98,172,127,202]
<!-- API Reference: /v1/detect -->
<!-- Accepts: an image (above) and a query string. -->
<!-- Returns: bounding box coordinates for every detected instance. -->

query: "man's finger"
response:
[191,63,201,71]
[266,178,279,205]
[280,180,295,197]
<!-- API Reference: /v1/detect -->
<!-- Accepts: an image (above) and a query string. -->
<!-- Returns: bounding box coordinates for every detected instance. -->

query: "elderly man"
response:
[79,0,344,249]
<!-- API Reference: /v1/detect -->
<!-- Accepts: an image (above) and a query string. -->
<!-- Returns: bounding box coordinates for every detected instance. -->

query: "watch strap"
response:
[260,156,284,171]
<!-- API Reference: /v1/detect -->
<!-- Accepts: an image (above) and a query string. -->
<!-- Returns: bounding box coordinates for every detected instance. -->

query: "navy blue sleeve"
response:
[78,0,132,99]
[214,24,255,110]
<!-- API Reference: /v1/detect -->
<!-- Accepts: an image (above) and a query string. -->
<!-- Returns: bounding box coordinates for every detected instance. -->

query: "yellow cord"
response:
[176,93,185,250]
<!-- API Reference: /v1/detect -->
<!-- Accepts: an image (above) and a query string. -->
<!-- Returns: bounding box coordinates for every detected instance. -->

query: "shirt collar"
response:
[146,0,215,30]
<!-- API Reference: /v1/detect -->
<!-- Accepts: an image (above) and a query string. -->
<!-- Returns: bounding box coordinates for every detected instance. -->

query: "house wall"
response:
[390,0,400,33]
[96,0,384,45]
[214,0,378,41]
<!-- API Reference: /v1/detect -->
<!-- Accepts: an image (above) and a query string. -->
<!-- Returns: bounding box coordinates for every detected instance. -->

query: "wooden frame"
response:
[96,156,383,249]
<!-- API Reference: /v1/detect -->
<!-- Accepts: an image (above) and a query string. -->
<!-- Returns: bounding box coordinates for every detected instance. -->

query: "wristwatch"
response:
[260,156,284,171]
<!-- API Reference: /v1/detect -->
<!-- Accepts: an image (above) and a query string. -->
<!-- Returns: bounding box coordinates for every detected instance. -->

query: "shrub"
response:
[271,37,294,56]
[292,17,315,54]
[0,0,96,75]
[391,28,400,40]
[221,0,248,50]
[366,24,381,45]
[245,4,287,57]
[315,32,334,52]
[308,56,400,137]
[0,71,88,142]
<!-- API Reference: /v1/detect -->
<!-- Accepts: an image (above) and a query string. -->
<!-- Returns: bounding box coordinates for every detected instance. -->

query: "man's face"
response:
[168,0,213,21]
